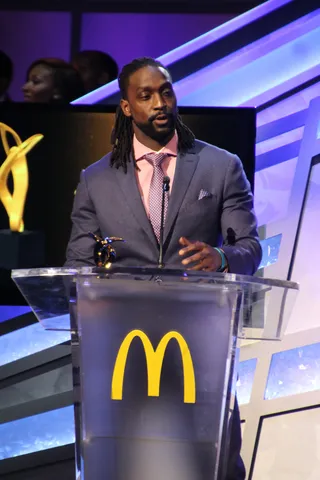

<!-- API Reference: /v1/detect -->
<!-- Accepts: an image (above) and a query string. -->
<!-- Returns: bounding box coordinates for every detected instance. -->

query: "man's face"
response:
[120,65,178,144]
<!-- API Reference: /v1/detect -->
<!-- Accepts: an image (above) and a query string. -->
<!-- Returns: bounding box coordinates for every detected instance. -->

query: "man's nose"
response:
[153,93,166,109]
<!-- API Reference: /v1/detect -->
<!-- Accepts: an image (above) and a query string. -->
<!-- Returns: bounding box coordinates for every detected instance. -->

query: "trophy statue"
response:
[89,232,124,268]
[0,123,44,269]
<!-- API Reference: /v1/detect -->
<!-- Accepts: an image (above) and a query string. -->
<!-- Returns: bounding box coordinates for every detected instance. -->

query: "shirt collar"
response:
[134,131,178,161]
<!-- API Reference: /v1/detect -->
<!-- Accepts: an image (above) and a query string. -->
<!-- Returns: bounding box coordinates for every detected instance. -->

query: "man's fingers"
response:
[178,239,218,272]
[181,250,205,265]
[187,257,214,271]
[179,241,205,256]
[188,263,205,271]
[179,244,198,256]
[178,241,220,272]
[179,236,191,246]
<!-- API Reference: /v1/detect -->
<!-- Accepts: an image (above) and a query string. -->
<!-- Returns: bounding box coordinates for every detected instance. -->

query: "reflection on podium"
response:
[12,266,298,479]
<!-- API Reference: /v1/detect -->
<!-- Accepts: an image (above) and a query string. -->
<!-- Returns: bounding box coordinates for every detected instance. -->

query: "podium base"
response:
[0,229,45,269]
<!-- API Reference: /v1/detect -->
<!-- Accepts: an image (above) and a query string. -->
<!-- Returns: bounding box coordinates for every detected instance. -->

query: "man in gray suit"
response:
[66,57,261,275]
[65,57,261,479]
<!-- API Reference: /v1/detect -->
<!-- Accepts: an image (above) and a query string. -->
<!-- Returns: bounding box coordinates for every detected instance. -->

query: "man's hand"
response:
[178,237,222,271]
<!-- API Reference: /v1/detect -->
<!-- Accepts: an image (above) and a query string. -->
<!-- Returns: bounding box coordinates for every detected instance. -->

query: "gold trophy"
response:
[0,123,44,268]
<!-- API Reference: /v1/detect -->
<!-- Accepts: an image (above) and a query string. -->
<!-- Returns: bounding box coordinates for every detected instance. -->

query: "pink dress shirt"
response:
[133,132,178,216]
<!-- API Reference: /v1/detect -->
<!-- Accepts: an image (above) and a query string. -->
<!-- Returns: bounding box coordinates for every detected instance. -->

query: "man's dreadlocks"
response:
[110,57,195,172]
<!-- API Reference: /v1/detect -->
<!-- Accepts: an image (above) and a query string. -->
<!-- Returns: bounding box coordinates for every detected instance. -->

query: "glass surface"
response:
[11,266,298,340]
[265,342,320,400]
[237,358,257,405]
[0,322,70,366]
[75,276,240,480]
[0,406,75,460]
[258,233,282,269]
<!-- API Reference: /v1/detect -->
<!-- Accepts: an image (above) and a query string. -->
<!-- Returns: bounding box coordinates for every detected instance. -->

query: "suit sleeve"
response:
[65,170,100,267]
[220,154,262,275]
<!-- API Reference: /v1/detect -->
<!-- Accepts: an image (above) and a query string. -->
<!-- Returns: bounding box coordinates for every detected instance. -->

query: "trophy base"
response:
[0,230,45,269]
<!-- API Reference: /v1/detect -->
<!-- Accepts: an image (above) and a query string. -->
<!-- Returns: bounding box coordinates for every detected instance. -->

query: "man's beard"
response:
[134,113,176,144]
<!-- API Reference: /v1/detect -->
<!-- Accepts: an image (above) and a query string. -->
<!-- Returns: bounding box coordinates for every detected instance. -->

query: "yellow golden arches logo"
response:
[0,123,43,232]
[111,329,196,403]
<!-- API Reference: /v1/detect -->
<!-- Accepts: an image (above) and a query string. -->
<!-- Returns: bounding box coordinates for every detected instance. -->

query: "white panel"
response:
[255,158,297,228]
[253,408,320,479]
[287,163,320,334]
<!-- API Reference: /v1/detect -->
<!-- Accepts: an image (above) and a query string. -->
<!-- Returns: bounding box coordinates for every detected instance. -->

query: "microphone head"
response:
[163,176,170,192]
[163,176,170,184]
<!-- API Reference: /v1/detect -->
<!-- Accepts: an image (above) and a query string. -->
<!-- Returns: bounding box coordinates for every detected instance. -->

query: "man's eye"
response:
[163,90,173,96]
[140,94,150,100]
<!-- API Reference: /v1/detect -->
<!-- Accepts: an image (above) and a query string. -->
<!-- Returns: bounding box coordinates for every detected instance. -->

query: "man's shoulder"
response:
[192,139,241,173]
[82,151,113,179]
[193,139,236,161]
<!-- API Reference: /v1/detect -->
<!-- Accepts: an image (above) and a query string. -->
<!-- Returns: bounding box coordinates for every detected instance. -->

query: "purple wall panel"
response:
[0,11,233,101]
[0,11,71,101]
[81,13,234,71]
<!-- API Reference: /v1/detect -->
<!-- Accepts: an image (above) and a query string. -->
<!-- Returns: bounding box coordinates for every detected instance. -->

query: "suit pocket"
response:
[175,195,220,241]
[179,194,218,216]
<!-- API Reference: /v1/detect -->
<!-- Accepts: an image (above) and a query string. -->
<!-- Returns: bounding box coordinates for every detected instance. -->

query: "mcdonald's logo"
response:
[111,329,196,403]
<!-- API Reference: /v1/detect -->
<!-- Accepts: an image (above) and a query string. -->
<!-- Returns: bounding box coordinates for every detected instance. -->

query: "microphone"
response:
[226,227,236,245]
[158,176,170,268]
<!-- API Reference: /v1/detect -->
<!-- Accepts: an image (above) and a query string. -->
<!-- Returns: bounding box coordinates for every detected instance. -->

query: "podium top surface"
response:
[11,265,298,288]
[11,266,298,340]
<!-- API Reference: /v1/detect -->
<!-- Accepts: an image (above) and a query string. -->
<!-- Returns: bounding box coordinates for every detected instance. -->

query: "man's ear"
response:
[120,98,131,117]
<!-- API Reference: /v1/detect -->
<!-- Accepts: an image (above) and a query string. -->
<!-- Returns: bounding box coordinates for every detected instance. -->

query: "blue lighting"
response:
[158,0,293,66]
[71,0,293,105]
[258,234,282,269]
[265,342,320,400]
[317,120,320,140]
[0,322,70,367]
[0,357,256,462]
[237,358,257,405]
[177,23,320,107]
[0,406,75,460]
[0,306,32,323]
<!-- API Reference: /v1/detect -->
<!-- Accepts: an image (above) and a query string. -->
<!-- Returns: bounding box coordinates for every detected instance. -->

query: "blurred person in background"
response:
[72,50,118,94]
[0,50,13,103]
[22,58,85,104]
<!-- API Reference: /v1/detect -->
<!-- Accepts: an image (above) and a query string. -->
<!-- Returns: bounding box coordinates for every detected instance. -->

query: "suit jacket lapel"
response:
[164,147,199,243]
[113,157,158,251]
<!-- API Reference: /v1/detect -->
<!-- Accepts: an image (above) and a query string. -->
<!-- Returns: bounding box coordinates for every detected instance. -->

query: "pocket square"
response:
[198,189,212,200]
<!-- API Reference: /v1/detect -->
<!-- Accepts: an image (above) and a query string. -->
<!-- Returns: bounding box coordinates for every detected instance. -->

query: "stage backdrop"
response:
[0,103,255,277]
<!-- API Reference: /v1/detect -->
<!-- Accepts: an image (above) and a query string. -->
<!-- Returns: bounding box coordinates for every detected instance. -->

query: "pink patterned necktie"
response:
[145,152,168,242]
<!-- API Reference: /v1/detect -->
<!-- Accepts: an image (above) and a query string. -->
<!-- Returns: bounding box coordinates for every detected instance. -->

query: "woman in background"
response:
[22,58,85,104]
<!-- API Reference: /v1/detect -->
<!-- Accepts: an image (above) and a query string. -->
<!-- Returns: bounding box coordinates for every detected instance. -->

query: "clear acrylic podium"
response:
[12,266,298,480]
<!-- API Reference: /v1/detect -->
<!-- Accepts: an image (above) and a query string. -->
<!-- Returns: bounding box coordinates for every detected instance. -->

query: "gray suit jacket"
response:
[65,139,261,274]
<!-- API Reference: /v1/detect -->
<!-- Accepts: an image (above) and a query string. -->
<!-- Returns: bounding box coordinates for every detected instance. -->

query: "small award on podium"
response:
[0,123,44,269]
[89,232,124,268]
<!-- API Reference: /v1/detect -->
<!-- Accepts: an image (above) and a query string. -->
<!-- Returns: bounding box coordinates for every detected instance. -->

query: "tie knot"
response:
[145,152,167,167]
